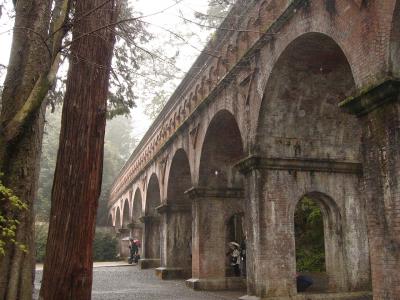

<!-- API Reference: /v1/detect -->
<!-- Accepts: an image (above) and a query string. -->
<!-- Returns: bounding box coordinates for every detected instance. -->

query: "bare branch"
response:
[62,0,184,50]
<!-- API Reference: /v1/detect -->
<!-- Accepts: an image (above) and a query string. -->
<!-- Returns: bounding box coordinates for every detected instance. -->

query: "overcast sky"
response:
[0,0,213,139]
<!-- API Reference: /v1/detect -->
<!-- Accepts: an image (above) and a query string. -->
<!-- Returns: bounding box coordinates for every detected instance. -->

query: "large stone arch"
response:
[157,148,193,279]
[122,198,130,228]
[198,109,245,189]
[132,188,143,221]
[115,207,121,230]
[131,188,143,244]
[142,173,161,264]
[240,31,370,298]
[390,0,400,77]
[256,32,360,161]
[188,109,246,289]
[166,148,192,203]
[146,174,161,216]
[107,213,113,227]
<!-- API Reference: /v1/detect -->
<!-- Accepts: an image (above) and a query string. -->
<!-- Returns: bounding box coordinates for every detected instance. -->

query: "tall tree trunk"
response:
[39,0,117,299]
[0,1,52,299]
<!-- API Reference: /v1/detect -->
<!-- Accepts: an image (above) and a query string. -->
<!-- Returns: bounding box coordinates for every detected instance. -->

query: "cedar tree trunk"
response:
[0,1,52,299]
[39,0,117,299]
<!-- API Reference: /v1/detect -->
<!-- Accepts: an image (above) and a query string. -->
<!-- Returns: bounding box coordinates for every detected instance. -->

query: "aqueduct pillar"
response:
[340,79,400,300]
[186,188,246,291]
[156,203,192,279]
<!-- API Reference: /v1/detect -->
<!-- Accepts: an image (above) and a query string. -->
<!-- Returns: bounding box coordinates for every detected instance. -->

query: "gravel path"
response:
[34,265,245,299]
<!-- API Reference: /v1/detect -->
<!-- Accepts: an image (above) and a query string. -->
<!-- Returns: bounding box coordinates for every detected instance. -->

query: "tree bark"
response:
[0,1,52,299]
[39,1,117,299]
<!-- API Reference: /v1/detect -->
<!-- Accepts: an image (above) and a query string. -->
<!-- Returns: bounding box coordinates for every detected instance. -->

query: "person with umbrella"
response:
[227,241,241,276]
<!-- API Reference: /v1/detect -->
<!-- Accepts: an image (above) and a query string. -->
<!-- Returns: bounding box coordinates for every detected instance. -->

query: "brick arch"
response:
[145,173,161,215]
[144,173,161,259]
[122,198,130,227]
[290,192,346,292]
[166,148,192,204]
[390,0,400,77]
[198,109,245,189]
[256,32,360,161]
[115,207,121,229]
[132,188,143,221]
[107,213,113,227]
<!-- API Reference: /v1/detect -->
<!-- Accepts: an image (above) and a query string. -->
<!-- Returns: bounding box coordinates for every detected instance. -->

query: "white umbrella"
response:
[229,241,240,248]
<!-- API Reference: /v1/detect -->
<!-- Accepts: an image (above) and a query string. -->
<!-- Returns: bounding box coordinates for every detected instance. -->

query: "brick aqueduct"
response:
[108,1,400,299]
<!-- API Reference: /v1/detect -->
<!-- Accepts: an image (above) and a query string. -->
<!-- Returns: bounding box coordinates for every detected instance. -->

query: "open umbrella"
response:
[228,241,240,248]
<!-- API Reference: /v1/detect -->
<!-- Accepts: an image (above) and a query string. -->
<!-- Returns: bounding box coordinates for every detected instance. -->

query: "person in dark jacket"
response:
[296,274,313,292]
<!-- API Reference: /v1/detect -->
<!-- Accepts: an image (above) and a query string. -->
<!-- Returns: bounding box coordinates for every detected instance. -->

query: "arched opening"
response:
[191,110,246,288]
[115,207,121,230]
[162,149,193,277]
[132,189,143,221]
[167,149,192,204]
[145,174,161,260]
[390,1,400,77]
[132,189,143,249]
[257,32,360,161]
[107,213,113,227]
[122,199,130,228]
[199,110,245,189]
[294,196,326,293]
[250,33,369,297]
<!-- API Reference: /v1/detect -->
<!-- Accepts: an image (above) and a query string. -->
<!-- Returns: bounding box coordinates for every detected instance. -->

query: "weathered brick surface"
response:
[358,98,400,300]
[107,1,400,299]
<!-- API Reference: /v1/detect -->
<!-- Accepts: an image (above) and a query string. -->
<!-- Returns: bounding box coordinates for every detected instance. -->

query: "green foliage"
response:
[35,223,48,262]
[294,197,325,272]
[0,174,28,255]
[92,228,118,261]
[34,224,119,262]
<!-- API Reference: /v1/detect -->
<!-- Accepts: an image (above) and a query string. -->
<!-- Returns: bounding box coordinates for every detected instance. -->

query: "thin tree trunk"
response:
[39,0,117,299]
[0,1,51,299]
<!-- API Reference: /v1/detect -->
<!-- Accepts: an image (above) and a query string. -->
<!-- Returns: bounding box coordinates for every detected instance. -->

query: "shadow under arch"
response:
[122,198,130,228]
[256,32,360,161]
[144,173,161,261]
[158,148,193,278]
[115,207,121,230]
[199,109,245,189]
[107,213,113,227]
[131,188,143,245]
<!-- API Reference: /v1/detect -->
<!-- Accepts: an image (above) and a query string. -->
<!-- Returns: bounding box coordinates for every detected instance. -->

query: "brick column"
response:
[340,79,400,300]
[185,187,246,291]
[155,203,192,279]
[237,157,295,299]
[138,215,160,269]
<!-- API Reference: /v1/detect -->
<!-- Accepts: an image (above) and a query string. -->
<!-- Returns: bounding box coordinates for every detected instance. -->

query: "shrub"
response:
[35,225,118,262]
[93,229,118,261]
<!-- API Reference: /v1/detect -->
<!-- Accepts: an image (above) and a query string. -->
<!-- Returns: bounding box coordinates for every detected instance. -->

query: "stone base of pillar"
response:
[238,296,260,300]
[186,277,246,291]
[138,258,160,269]
[155,267,186,280]
[239,291,372,300]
